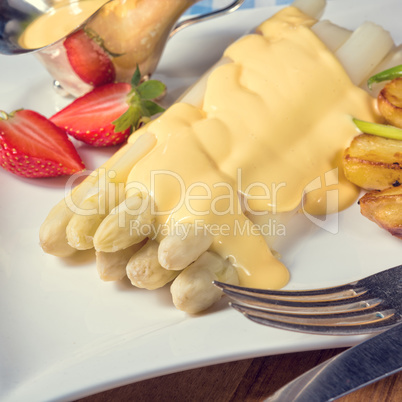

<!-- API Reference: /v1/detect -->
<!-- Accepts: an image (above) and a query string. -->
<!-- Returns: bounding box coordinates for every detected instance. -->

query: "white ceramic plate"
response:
[1,1,401,400]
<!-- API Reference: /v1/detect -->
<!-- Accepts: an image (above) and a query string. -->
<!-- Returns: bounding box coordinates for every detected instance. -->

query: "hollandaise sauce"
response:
[125,7,379,288]
[19,0,109,49]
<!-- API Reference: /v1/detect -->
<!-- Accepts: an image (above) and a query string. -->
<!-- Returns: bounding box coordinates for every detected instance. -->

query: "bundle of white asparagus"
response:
[40,0,400,314]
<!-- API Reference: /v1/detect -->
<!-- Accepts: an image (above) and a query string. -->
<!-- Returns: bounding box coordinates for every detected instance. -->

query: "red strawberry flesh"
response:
[64,30,115,87]
[51,82,132,147]
[0,109,85,178]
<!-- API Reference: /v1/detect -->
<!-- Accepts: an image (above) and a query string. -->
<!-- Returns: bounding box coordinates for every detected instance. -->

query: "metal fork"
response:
[214,264,402,335]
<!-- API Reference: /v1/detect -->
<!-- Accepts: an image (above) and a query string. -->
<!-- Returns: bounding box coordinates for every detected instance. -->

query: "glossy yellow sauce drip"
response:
[19,0,109,49]
[127,6,379,289]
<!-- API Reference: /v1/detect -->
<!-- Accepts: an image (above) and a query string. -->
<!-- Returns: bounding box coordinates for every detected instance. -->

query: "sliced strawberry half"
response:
[64,29,116,87]
[51,66,166,147]
[0,109,85,178]
[51,82,132,147]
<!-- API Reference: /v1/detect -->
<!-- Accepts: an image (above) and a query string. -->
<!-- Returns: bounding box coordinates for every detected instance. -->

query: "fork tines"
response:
[214,265,402,335]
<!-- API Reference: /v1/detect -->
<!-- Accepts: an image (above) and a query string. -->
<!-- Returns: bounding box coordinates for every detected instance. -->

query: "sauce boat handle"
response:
[170,0,245,38]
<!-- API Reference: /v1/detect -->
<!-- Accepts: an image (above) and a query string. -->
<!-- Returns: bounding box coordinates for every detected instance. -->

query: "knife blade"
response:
[266,323,402,401]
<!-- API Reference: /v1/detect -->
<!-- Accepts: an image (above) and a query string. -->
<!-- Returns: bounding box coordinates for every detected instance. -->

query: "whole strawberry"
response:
[0,109,85,178]
[50,67,166,147]
[64,29,115,87]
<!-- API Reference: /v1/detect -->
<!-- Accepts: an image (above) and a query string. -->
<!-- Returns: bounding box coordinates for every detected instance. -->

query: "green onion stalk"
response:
[367,64,402,90]
[353,118,402,140]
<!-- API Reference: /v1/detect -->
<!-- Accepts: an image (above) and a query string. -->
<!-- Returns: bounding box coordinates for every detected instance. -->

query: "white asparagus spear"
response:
[170,251,239,314]
[96,241,145,281]
[66,132,157,250]
[93,192,154,252]
[311,20,351,52]
[40,132,156,255]
[126,240,179,290]
[66,191,112,250]
[158,223,213,270]
[39,167,112,257]
[335,22,394,86]
[39,175,96,257]
[292,0,326,19]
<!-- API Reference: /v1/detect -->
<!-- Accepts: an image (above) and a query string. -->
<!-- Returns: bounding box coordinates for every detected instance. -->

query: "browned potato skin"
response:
[377,77,402,128]
[343,134,402,190]
[348,78,402,238]
[359,185,402,239]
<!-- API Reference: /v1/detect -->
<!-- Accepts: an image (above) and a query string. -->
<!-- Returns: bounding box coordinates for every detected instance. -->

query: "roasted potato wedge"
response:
[359,185,402,238]
[343,133,402,190]
[377,77,402,128]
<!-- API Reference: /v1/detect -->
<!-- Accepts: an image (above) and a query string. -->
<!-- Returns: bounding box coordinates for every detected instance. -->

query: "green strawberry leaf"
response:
[143,100,165,116]
[113,105,141,133]
[114,66,166,136]
[138,80,166,100]
[131,65,142,87]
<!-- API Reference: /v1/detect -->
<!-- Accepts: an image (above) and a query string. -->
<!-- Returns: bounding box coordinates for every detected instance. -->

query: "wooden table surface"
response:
[77,347,402,401]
